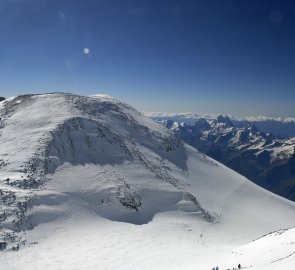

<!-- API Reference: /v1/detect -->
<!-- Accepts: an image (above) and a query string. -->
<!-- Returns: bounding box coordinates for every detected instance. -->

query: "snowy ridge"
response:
[1,93,295,269]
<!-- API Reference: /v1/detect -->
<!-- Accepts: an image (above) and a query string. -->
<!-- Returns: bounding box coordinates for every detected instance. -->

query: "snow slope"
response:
[0,93,295,269]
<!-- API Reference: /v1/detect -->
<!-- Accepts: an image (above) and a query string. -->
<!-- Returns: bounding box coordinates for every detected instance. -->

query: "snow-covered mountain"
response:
[1,93,295,270]
[158,116,295,201]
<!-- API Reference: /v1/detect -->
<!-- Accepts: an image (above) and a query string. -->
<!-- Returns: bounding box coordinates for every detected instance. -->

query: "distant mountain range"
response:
[146,112,295,138]
[232,119,295,139]
[157,115,295,201]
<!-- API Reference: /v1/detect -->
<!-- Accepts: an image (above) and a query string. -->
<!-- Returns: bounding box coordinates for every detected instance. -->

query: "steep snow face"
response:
[0,93,295,269]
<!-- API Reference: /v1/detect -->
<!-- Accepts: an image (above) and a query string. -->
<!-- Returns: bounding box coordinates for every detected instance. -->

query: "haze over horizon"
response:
[0,0,294,117]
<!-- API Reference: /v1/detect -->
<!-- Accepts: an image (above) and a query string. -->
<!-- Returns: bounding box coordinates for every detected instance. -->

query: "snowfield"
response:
[0,93,295,270]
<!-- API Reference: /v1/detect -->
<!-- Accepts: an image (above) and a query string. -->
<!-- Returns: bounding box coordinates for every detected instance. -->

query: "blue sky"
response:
[0,0,294,117]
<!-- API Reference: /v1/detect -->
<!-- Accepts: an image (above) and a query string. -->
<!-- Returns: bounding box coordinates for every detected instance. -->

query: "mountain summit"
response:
[214,115,234,127]
[0,93,295,269]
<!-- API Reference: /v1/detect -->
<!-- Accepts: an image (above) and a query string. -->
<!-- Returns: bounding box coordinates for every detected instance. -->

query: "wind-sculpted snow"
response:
[0,93,295,270]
